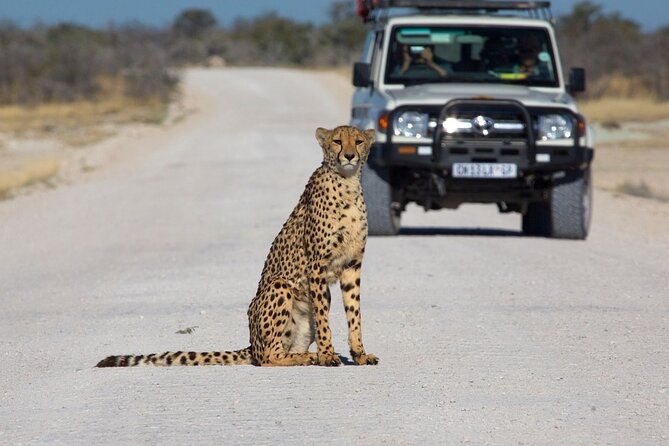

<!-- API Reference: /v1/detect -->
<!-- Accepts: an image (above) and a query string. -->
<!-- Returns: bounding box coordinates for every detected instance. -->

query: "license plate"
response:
[452,163,517,178]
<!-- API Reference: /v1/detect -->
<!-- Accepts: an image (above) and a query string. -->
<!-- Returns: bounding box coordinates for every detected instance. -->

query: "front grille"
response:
[436,100,534,168]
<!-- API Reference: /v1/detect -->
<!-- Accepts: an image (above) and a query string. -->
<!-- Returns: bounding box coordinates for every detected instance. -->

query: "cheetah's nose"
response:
[344,153,355,161]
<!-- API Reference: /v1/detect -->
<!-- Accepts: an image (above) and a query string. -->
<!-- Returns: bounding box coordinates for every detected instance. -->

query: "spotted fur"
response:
[96,125,378,367]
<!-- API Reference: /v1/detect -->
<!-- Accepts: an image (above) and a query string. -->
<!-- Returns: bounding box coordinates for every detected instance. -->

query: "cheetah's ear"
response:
[363,129,375,144]
[315,127,331,148]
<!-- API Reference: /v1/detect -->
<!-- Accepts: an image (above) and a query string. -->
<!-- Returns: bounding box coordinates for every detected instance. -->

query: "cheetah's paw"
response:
[317,353,341,367]
[352,353,379,365]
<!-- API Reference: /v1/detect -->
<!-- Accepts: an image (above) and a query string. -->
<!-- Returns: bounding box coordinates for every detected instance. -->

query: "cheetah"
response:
[96,125,378,367]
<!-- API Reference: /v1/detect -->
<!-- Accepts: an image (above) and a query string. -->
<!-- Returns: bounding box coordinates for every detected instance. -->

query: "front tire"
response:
[522,167,592,240]
[361,164,401,236]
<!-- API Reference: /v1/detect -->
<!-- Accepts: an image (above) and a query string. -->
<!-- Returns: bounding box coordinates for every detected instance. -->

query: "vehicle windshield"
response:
[385,26,558,87]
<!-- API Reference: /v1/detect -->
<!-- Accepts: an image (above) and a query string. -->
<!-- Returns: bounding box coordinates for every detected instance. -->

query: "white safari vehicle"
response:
[351,0,594,239]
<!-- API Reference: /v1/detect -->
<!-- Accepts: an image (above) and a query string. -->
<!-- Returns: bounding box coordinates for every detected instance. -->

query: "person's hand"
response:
[421,47,447,77]
[420,47,434,63]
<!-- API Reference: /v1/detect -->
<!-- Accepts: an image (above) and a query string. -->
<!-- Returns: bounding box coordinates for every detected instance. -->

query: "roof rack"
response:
[357,0,553,23]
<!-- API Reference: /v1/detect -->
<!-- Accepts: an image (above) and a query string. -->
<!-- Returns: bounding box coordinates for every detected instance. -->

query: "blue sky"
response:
[0,1,666,31]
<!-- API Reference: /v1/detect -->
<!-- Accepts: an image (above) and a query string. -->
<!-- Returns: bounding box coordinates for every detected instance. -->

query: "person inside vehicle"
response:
[480,35,512,71]
[398,44,448,78]
[515,35,548,77]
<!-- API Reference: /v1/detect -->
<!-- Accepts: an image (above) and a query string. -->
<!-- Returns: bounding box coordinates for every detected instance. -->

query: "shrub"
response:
[0,21,177,105]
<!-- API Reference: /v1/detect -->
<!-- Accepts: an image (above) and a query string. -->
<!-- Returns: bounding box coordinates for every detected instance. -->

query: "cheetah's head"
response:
[315,126,375,178]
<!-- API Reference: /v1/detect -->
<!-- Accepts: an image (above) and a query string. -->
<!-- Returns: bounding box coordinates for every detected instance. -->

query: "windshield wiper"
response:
[399,78,450,86]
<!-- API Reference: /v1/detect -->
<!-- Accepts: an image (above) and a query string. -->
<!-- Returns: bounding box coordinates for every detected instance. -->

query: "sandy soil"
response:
[0,68,667,444]
[593,121,669,202]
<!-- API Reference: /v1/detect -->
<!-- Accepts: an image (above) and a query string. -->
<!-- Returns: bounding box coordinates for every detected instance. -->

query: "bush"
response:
[0,21,177,105]
[556,1,669,99]
[0,3,366,106]
[173,9,217,39]
[227,13,316,66]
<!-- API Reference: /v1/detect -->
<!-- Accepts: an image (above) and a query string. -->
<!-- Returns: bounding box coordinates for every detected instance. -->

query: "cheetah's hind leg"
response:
[254,280,318,367]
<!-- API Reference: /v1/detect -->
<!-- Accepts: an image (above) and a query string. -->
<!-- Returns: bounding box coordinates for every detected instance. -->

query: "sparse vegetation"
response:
[615,180,668,202]
[0,22,178,106]
[175,326,198,335]
[557,2,669,101]
[578,98,669,124]
[0,153,60,199]
[0,21,178,142]
[0,77,169,138]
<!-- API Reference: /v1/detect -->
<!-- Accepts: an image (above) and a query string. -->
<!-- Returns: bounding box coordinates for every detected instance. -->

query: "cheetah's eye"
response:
[355,140,363,145]
[333,139,342,145]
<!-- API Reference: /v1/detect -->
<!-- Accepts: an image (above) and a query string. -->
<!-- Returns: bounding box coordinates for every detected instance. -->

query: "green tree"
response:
[173,9,218,39]
[317,0,367,65]
[230,13,315,65]
[557,1,601,36]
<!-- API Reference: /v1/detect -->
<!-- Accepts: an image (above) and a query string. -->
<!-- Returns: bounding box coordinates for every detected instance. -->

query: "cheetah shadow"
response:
[338,355,359,366]
[399,226,523,237]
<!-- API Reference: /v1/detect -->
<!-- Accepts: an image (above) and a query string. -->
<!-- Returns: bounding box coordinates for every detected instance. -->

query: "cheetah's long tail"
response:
[95,347,252,367]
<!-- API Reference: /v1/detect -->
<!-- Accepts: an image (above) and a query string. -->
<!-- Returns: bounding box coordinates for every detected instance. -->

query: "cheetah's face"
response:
[315,126,375,178]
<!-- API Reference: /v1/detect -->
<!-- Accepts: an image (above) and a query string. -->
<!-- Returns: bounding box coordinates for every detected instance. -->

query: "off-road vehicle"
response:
[351,0,594,239]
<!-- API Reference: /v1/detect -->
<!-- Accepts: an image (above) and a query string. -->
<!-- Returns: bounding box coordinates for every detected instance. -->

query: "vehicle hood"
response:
[385,83,576,110]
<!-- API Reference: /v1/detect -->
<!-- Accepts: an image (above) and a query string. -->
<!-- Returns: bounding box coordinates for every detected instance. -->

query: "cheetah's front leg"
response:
[309,272,340,366]
[340,260,379,365]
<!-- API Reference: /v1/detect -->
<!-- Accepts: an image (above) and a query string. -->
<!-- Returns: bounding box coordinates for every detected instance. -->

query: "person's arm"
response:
[399,47,412,75]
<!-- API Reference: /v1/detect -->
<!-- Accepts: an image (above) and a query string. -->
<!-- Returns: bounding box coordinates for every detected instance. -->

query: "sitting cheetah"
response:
[96,125,378,367]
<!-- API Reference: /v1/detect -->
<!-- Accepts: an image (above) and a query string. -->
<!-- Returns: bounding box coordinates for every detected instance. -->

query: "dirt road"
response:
[1,68,667,444]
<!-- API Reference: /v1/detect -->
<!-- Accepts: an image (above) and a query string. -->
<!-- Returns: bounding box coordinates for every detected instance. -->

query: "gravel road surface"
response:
[1,68,667,444]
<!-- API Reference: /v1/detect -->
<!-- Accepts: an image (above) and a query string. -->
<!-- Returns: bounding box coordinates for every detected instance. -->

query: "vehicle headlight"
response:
[393,111,428,138]
[536,114,573,141]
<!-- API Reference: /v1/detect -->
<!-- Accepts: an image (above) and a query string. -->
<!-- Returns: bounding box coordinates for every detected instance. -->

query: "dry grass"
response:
[578,98,669,124]
[0,154,60,199]
[0,76,172,198]
[581,74,669,124]
[0,98,167,143]
[587,73,654,99]
[0,76,170,145]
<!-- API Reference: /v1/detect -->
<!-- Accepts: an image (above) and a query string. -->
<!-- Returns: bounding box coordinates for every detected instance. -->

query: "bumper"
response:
[370,141,593,175]
[368,142,593,208]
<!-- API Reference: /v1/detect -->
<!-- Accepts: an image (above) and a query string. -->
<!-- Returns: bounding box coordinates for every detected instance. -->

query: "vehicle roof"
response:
[380,15,554,29]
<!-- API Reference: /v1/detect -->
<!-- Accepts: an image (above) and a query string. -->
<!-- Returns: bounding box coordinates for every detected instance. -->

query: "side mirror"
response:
[352,62,372,88]
[568,67,586,94]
